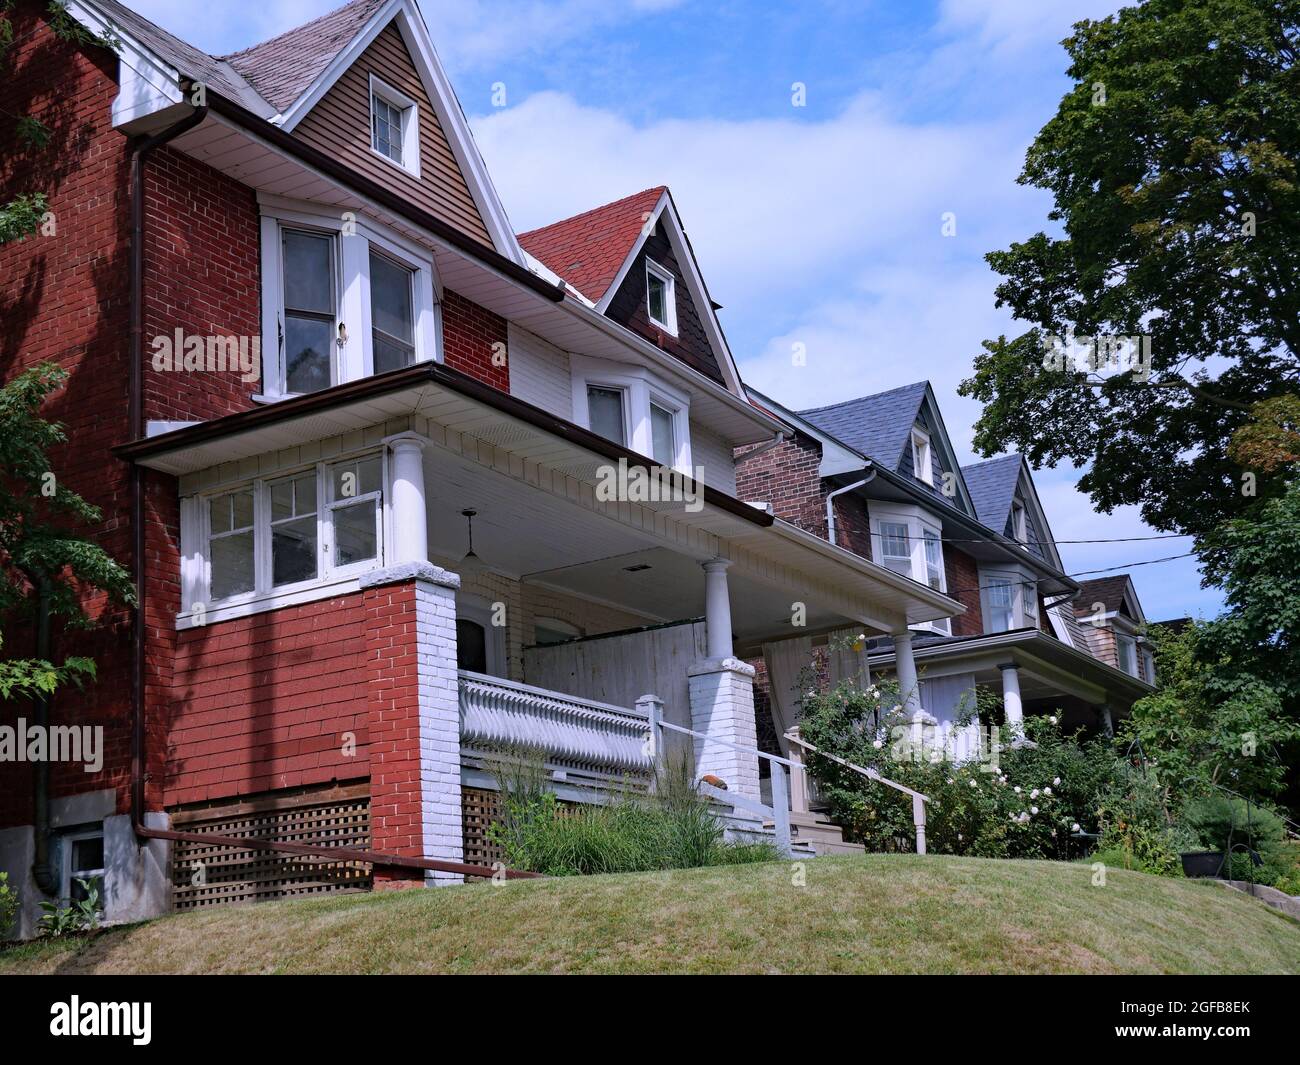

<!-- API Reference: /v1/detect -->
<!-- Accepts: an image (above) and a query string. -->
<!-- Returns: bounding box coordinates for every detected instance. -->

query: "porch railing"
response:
[458,671,652,776]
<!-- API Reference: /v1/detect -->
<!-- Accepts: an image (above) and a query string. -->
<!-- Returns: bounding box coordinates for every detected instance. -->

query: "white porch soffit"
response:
[118,365,961,630]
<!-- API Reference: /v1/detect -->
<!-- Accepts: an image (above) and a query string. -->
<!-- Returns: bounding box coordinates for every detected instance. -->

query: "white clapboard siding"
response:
[507,323,572,420]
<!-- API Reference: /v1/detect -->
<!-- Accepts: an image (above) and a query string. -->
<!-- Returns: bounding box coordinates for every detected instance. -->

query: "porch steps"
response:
[765,811,865,857]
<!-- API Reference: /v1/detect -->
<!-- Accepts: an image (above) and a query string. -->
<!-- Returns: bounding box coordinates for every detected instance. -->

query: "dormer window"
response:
[646,260,677,334]
[1011,500,1028,543]
[369,75,420,177]
[911,427,933,485]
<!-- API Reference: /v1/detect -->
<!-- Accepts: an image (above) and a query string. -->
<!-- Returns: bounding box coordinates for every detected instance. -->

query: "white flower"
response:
[1049,716,1058,725]
[1071,822,1081,833]
[872,739,883,749]
[968,779,977,788]
[1030,806,1039,815]
[1030,788,1039,799]
[1053,777,1061,787]
[1043,786,1052,796]
[947,778,955,785]
[1013,786,1022,794]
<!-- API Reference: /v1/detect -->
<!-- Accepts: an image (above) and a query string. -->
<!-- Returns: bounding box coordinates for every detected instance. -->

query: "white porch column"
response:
[387,433,428,565]
[702,557,734,659]
[689,557,760,801]
[1097,704,1114,737]
[893,630,921,714]
[999,662,1024,734]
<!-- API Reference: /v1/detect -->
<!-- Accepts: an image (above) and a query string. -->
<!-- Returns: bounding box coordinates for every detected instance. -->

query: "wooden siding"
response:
[293,23,492,247]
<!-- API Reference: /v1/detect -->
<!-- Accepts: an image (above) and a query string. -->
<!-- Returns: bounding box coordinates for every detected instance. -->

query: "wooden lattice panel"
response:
[170,784,372,910]
[461,786,505,869]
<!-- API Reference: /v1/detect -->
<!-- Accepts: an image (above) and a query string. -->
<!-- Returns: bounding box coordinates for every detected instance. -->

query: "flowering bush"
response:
[798,680,1146,861]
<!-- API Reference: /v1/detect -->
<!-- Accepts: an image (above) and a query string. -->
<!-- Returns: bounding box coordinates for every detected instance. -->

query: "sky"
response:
[125,0,1226,622]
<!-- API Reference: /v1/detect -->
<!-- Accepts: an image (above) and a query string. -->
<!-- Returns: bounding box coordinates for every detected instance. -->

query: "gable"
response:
[292,21,493,247]
[604,222,726,385]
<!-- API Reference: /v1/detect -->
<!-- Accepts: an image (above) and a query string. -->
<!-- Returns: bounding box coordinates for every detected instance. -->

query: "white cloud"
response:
[937,0,1122,54]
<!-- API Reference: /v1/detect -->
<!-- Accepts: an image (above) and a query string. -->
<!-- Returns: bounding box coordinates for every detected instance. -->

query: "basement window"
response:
[369,75,420,177]
[62,830,105,908]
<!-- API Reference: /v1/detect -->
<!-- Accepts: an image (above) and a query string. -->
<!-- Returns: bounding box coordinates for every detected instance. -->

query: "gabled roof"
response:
[961,453,1023,530]
[799,382,929,471]
[1075,576,1146,623]
[519,187,666,305]
[221,0,389,113]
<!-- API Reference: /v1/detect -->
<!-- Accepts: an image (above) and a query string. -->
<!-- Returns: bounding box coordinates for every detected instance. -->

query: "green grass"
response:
[3,854,1298,974]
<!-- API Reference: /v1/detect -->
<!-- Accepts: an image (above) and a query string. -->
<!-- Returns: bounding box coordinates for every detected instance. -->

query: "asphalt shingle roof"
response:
[798,382,928,471]
[960,453,1023,532]
[1074,576,1133,615]
[518,187,667,304]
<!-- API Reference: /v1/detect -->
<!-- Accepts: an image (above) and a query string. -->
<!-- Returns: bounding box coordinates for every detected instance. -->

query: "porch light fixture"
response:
[459,508,485,576]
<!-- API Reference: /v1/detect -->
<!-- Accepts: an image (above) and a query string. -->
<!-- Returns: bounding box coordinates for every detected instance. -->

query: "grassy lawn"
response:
[3,854,1298,974]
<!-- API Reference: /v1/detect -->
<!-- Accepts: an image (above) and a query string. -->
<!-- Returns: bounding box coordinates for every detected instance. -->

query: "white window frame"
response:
[979,565,1037,634]
[368,74,421,178]
[1116,632,1139,676]
[1011,499,1028,543]
[457,594,507,677]
[61,828,105,909]
[179,447,390,627]
[645,258,678,335]
[570,357,693,472]
[868,503,949,634]
[257,197,441,401]
[911,426,933,486]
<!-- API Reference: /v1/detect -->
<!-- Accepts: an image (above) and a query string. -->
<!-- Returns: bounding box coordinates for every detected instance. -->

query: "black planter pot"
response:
[1181,851,1226,879]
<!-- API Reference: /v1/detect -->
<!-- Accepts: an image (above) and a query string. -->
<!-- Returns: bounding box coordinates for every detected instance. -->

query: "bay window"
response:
[183,450,386,624]
[869,505,949,633]
[985,577,1015,632]
[980,567,1038,633]
[878,521,913,577]
[259,200,440,399]
[572,358,692,472]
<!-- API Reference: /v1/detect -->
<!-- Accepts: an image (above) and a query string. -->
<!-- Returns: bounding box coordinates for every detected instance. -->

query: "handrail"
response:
[785,731,929,855]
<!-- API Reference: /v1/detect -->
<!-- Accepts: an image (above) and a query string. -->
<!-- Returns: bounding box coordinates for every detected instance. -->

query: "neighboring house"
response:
[0,0,959,934]
[738,385,1154,759]
[1073,576,1157,685]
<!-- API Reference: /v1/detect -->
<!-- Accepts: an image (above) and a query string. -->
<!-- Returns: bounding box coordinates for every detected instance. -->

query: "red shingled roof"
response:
[518,187,667,304]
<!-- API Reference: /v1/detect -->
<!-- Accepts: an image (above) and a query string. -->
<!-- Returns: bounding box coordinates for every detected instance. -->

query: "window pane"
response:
[650,403,675,465]
[880,521,910,557]
[271,478,293,520]
[373,333,414,375]
[211,530,254,599]
[283,231,333,314]
[71,836,104,873]
[923,530,942,567]
[333,456,382,500]
[272,515,317,586]
[285,315,332,394]
[647,272,667,323]
[372,95,403,164]
[370,253,414,344]
[987,579,1013,632]
[334,499,377,566]
[231,490,254,529]
[457,619,487,673]
[587,386,625,445]
[209,496,230,534]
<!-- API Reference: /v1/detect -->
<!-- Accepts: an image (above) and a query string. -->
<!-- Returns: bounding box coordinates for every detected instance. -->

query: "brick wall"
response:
[944,545,983,637]
[0,6,134,827]
[442,289,508,391]
[735,432,826,538]
[142,146,262,423]
[165,594,371,807]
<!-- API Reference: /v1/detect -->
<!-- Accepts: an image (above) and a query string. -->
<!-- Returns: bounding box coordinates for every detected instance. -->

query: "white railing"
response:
[458,671,652,775]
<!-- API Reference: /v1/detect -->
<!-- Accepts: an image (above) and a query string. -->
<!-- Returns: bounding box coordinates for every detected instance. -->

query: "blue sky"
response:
[130,0,1225,622]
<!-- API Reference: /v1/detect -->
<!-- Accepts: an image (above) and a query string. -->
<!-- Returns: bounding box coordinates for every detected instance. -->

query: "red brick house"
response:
[0,0,961,935]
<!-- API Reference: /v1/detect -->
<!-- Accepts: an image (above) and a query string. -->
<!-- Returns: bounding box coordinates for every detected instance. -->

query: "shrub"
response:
[1181,794,1292,885]
[0,871,17,939]
[485,747,777,876]
[37,879,99,938]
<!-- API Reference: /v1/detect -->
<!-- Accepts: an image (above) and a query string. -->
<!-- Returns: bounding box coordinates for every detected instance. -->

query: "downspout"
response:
[31,576,58,895]
[129,98,208,836]
[742,429,787,460]
[825,469,876,549]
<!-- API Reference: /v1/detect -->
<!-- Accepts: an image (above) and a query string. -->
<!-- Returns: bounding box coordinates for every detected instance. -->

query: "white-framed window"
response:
[183,449,387,624]
[259,199,441,399]
[645,259,677,335]
[980,567,1037,633]
[911,427,933,485]
[1011,499,1028,543]
[369,74,420,177]
[571,357,693,472]
[869,504,949,634]
[62,829,105,909]
[457,594,507,677]
[1116,633,1139,676]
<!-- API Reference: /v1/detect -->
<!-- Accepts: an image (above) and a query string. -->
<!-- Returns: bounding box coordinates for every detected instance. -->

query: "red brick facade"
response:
[443,288,509,391]
[944,545,984,637]
[736,433,828,539]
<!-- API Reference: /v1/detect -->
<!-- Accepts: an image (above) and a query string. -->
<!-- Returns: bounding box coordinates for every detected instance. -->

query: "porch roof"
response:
[118,362,963,634]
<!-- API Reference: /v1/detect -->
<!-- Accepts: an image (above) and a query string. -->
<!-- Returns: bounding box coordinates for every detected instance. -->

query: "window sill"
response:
[177,573,365,630]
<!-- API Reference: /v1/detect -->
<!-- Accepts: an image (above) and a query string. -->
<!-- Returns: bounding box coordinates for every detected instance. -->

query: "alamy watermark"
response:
[151,329,261,383]
[1041,328,1152,382]
[595,457,705,513]
[0,719,103,772]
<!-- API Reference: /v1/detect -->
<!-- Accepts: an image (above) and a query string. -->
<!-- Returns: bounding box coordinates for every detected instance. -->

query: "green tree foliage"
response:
[0,364,134,701]
[959,0,1299,538]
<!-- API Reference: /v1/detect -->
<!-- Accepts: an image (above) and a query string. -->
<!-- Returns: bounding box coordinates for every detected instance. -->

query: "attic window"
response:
[369,75,420,177]
[1011,500,1028,543]
[910,427,933,485]
[645,260,677,335]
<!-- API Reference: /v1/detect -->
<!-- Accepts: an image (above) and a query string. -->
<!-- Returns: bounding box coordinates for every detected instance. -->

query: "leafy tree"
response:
[0,363,134,701]
[959,0,1299,539]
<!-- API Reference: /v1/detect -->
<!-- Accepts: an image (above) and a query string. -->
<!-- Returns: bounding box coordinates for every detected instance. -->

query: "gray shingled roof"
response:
[961,453,1023,531]
[222,0,390,113]
[1074,576,1133,616]
[90,0,271,111]
[799,382,928,471]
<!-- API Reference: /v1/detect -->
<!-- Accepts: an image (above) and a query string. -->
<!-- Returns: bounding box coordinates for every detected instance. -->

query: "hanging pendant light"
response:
[459,508,485,576]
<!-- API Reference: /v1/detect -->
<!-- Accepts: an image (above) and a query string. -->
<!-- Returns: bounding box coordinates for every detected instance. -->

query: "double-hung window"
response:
[1116,633,1139,676]
[281,229,337,395]
[190,452,385,623]
[985,577,1015,633]
[369,75,420,177]
[586,385,628,447]
[649,401,677,466]
[871,507,950,633]
[572,358,692,472]
[261,206,439,398]
[879,521,913,578]
[645,260,677,334]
